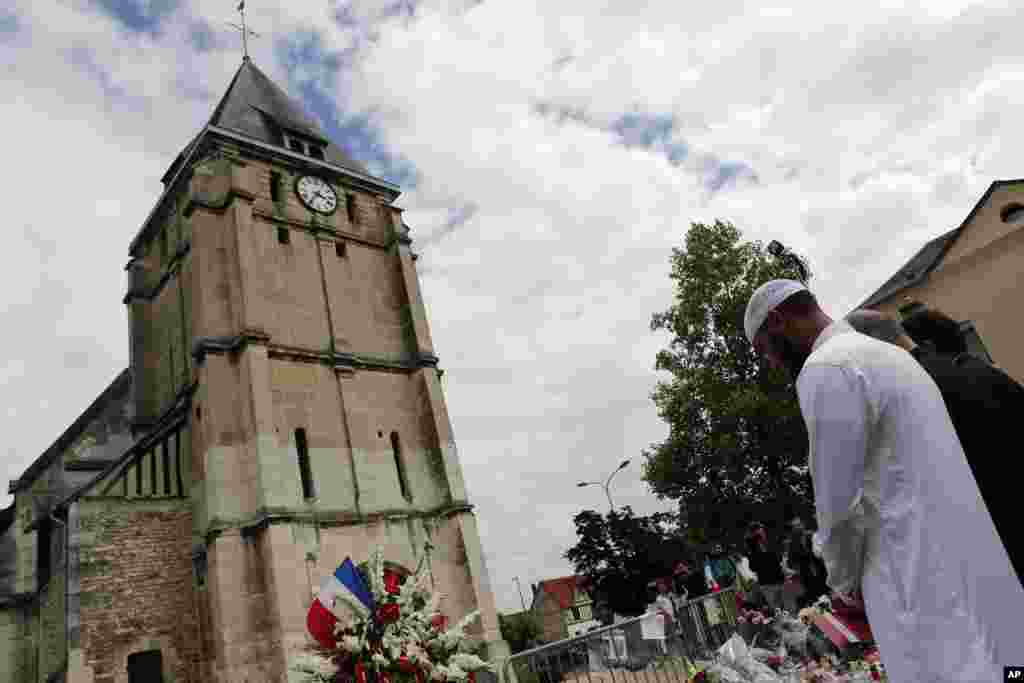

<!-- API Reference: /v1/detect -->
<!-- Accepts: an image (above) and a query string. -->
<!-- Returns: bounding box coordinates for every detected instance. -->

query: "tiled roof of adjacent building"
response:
[857,178,1024,310]
[537,576,582,610]
[858,228,960,309]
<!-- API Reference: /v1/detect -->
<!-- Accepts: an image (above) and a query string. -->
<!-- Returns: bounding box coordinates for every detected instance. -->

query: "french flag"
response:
[812,609,874,650]
[308,558,376,649]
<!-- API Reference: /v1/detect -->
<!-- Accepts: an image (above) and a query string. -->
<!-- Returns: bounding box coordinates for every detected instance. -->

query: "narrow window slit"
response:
[346,195,357,224]
[270,171,281,202]
[391,431,411,501]
[296,428,315,500]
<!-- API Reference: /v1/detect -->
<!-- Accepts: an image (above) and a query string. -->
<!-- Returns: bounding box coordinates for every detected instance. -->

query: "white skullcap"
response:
[744,279,807,344]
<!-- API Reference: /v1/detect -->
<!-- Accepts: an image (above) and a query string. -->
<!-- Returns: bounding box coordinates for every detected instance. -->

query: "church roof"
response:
[161,59,370,184]
[8,368,132,495]
[138,59,397,255]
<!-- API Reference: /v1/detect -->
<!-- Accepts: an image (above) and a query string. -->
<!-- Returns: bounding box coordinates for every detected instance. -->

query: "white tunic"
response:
[796,321,1024,682]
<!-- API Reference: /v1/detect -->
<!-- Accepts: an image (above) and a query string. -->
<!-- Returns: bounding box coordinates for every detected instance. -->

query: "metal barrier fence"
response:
[502,588,740,683]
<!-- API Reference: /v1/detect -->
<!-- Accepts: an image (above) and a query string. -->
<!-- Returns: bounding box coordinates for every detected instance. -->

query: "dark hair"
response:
[902,308,967,354]
[775,289,819,317]
[846,310,908,344]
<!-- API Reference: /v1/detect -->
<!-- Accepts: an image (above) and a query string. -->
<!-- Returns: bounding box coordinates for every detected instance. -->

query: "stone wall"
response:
[183,152,415,363]
[38,572,65,682]
[127,188,192,427]
[0,604,33,682]
[74,499,201,683]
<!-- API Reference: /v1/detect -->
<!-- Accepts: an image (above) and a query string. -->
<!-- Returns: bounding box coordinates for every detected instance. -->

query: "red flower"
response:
[767,656,783,668]
[871,670,881,681]
[735,592,746,609]
[431,614,449,631]
[397,657,417,674]
[385,571,402,596]
[692,672,706,683]
[379,603,402,624]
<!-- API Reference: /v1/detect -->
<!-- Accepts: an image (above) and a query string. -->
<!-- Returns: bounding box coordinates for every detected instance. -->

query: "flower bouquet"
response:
[735,606,776,647]
[291,545,495,683]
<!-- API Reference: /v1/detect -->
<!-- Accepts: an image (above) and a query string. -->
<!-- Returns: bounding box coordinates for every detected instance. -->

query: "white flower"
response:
[369,546,386,601]
[451,653,491,672]
[372,653,390,667]
[290,652,340,681]
[341,636,363,654]
[446,663,468,681]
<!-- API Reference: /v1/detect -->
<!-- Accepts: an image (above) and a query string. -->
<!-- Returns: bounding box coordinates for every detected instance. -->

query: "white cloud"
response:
[2,0,1021,617]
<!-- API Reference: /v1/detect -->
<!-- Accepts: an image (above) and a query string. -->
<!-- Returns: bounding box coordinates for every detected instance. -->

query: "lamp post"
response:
[577,460,631,512]
[513,576,527,612]
[767,240,810,284]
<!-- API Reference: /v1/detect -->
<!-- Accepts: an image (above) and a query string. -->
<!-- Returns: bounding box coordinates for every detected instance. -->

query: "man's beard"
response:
[768,332,810,381]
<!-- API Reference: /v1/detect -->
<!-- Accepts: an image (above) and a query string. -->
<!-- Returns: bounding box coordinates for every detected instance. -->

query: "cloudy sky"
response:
[2,0,1022,614]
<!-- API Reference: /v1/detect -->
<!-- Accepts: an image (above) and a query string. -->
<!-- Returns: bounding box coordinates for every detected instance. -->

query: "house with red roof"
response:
[530,576,600,641]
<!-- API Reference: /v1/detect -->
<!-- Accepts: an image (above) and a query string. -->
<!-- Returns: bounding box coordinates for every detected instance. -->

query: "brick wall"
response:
[77,499,201,683]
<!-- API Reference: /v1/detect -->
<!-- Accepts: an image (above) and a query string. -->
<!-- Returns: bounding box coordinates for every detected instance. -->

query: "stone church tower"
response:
[0,58,507,682]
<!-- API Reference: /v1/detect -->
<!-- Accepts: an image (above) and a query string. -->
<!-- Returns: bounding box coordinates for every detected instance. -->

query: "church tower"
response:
[115,58,507,680]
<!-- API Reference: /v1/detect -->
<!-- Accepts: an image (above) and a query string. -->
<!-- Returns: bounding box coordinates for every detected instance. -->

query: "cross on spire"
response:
[227,1,259,61]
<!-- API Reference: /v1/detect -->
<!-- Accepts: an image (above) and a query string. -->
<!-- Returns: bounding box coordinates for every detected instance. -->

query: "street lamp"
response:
[513,576,527,612]
[767,240,809,284]
[577,460,631,512]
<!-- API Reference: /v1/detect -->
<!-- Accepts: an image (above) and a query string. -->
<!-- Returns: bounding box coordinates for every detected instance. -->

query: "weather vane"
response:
[227,1,259,61]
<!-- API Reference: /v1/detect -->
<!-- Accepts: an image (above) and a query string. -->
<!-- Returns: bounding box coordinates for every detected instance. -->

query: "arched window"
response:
[1000,203,1024,226]
[391,431,412,501]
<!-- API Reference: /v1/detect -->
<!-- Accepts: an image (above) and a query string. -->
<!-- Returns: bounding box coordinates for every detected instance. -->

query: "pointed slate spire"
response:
[162,60,369,183]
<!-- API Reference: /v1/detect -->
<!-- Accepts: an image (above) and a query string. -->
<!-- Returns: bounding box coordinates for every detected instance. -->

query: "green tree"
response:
[642,220,815,551]
[564,506,689,617]
[498,611,541,654]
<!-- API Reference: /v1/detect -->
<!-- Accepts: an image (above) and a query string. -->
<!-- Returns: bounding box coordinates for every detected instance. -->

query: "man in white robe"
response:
[743,279,1024,682]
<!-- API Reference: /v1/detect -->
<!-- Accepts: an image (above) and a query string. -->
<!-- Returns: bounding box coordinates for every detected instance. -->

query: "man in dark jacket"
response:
[745,523,786,612]
[847,309,1023,585]
[785,518,828,608]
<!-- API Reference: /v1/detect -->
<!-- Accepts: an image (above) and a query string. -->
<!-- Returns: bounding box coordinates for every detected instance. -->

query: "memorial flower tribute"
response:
[291,546,494,683]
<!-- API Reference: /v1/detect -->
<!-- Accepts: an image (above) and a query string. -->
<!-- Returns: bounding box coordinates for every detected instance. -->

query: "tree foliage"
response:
[498,612,541,654]
[642,220,815,550]
[564,506,689,617]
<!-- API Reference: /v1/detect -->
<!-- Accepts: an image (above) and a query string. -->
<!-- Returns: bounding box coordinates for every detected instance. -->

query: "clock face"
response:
[295,176,338,215]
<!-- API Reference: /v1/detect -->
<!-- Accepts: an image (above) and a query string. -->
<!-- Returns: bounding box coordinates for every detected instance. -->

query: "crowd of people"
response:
[743,280,1024,681]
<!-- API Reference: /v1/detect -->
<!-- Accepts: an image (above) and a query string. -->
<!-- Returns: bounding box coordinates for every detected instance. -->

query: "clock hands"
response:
[297,177,336,213]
